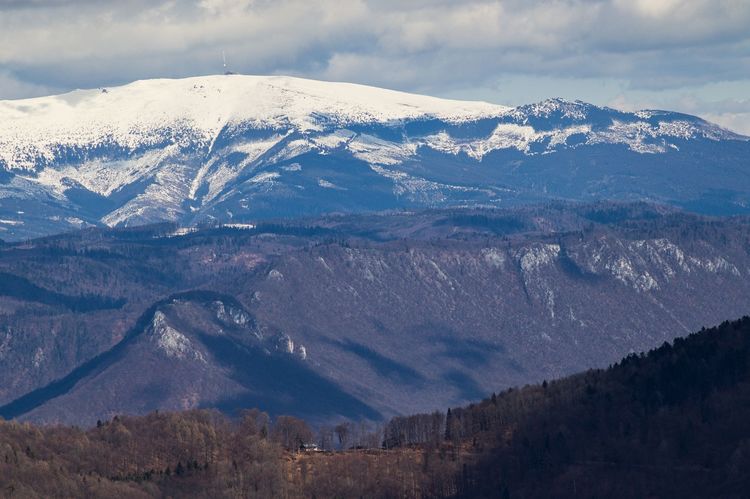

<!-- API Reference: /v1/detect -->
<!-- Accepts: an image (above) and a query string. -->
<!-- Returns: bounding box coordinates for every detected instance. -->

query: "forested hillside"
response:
[1,316,748,498]
[2,203,750,425]
[447,316,750,498]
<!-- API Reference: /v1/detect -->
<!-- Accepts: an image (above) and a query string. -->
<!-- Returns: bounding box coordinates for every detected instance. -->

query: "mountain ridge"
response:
[0,75,749,241]
[2,75,742,171]
[2,204,750,425]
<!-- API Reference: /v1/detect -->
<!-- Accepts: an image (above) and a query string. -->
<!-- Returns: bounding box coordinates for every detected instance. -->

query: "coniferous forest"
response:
[1,316,749,498]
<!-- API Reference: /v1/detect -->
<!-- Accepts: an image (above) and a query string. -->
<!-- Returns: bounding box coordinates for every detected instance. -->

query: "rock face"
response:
[0,204,750,425]
[149,310,206,362]
[1,292,372,425]
[0,75,748,240]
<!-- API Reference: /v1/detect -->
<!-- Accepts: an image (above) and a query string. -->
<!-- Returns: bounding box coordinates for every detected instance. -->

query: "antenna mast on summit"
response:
[221,50,236,75]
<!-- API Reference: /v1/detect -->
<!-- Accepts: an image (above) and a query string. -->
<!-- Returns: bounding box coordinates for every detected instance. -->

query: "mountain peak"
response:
[0,74,516,172]
[514,97,602,121]
[0,74,748,240]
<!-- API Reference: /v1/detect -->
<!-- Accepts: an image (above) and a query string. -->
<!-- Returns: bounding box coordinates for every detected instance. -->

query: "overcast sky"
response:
[1,0,749,133]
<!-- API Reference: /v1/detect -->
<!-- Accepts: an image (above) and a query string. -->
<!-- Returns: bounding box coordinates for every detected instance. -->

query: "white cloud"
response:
[0,0,748,132]
[619,0,683,18]
[703,112,750,136]
[0,70,58,100]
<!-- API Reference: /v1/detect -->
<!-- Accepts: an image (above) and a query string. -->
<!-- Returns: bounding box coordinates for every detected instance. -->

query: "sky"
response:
[0,0,749,134]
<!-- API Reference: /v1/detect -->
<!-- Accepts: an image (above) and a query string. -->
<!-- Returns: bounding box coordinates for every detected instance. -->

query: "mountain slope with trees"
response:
[2,203,750,425]
[445,316,750,497]
[1,316,748,498]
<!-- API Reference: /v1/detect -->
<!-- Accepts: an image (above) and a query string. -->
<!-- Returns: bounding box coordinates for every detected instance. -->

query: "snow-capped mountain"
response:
[0,75,748,240]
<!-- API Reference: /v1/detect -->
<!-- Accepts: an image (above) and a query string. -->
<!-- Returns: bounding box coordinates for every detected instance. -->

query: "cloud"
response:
[673,97,750,136]
[0,70,59,99]
[0,0,748,132]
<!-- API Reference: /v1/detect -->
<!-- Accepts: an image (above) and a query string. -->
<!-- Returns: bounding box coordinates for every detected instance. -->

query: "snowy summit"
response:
[0,75,509,170]
[0,74,746,240]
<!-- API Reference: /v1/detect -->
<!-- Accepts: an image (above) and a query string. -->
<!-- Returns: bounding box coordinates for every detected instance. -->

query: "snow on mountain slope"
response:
[0,75,748,240]
[0,75,509,171]
[0,75,740,173]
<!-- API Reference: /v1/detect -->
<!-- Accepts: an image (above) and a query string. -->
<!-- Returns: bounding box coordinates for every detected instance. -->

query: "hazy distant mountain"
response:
[2,204,750,425]
[0,75,748,240]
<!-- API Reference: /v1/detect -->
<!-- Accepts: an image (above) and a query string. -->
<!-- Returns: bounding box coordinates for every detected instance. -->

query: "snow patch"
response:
[348,134,417,165]
[268,269,284,280]
[318,178,344,190]
[281,162,302,172]
[32,347,45,368]
[518,244,560,272]
[312,129,356,149]
[249,172,280,183]
[481,248,506,268]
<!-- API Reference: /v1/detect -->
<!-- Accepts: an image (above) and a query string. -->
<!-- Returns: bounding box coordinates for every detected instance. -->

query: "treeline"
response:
[0,271,125,312]
[2,316,750,498]
[0,410,281,498]
[327,316,750,497]
[437,213,529,235]
[0,409,463,498]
